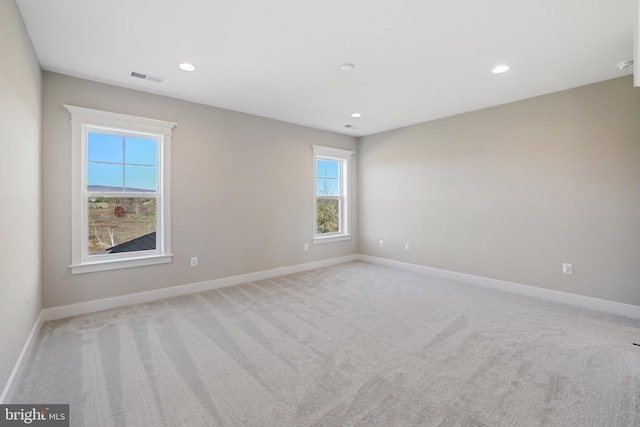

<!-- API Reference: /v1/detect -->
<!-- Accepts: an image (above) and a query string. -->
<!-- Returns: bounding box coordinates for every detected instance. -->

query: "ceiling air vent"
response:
[145,75,163,83]
[130,71,164,83]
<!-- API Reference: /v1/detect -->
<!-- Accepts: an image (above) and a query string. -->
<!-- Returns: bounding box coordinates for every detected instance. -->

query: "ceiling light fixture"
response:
[492,65,511,74]
[617,60,634,70]
[350,113,362,118]
[341,63,355,71]
[179,62,197,71]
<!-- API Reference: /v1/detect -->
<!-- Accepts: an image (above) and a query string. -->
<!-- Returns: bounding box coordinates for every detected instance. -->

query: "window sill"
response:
[70,254,173,274]
[313,234,351,244]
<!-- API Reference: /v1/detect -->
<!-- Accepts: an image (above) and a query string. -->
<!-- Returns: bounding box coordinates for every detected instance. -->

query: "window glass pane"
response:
[316,159,327,177]
[325,178,340,196]
[125,165,156,191]
[326,160,339,179]
[316,178,326,196]
[125,137,157,166]
[317,198,340,234]
[316,159,341,196]
[88,133,123,163]
[87,163,123,191]
[87,197,157,255]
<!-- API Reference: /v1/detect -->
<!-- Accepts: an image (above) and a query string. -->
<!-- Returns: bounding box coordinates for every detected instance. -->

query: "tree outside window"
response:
[312,145,353,243]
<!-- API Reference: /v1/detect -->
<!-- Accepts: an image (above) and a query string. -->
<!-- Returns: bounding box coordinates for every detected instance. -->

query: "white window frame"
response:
[312,145,353,244]
[65,105,176,274]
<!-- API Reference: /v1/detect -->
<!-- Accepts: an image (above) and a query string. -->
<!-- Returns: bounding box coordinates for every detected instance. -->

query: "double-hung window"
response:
[65,105,176,274]
[312,145,353,243]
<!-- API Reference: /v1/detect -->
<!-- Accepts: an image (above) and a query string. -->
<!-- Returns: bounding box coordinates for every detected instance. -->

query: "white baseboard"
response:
[42,254,359,322]
[358,255,640,320]
[0,311,43,404]
[41,253,640,322]
[6,253,639,403]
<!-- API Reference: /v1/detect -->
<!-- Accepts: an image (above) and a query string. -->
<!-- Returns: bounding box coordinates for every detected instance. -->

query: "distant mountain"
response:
[87,185,154,193]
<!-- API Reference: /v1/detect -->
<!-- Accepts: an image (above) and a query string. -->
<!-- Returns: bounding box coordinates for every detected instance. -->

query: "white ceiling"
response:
[16,0,635,137]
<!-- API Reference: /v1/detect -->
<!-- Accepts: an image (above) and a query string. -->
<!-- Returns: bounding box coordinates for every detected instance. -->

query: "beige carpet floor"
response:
[12,261,640,426]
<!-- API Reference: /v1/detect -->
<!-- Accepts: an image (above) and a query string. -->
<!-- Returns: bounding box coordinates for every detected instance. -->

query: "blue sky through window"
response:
[125,137,157,165]
[316,159,340,196]
[87,132,157,191]
[87,163,123,188]
[88,133,123,163]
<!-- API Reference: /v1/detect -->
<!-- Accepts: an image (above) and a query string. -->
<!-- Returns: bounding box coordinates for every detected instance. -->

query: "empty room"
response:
[2,0,640,426]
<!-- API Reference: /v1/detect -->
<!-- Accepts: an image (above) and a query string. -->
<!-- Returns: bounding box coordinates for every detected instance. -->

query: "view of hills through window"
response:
[86,133,158,255]
[87,197,156,255]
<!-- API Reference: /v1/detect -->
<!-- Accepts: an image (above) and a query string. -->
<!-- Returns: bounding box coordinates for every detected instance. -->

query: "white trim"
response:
[312,145,353,241]
[64,105,175,274]
[0,312,43,404]
[43,255,359,322]
[63,105,177,134]
[8,254,639,401]
[312,234,352,244]
[46,254,640,321]
[634,0,639,86]
[70,254,173,274]
[311,145,354,159]
[358,255,640,320]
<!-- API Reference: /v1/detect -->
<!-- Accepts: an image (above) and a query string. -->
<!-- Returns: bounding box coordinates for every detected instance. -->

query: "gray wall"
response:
[4,4,639,396]
[0,0,42,397]
[41,72,357,308]
[359,76,640,306]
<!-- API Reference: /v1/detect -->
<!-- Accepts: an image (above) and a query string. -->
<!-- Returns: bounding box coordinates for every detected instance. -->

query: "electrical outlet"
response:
[304,243,309,251]
[379,240,384,248]
[190,257,198,267]
[562,263,572,274]
[405,243,410,251]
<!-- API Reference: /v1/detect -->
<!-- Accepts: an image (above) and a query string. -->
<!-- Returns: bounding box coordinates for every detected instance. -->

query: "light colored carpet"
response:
[12,261,640,426]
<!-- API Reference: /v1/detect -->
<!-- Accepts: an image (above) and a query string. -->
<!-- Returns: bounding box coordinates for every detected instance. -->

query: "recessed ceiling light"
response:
[492,65,510,74]
[341,63,355,71]
[350,113,362,118]
[617,60,634,70]
[179,62,197,72]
